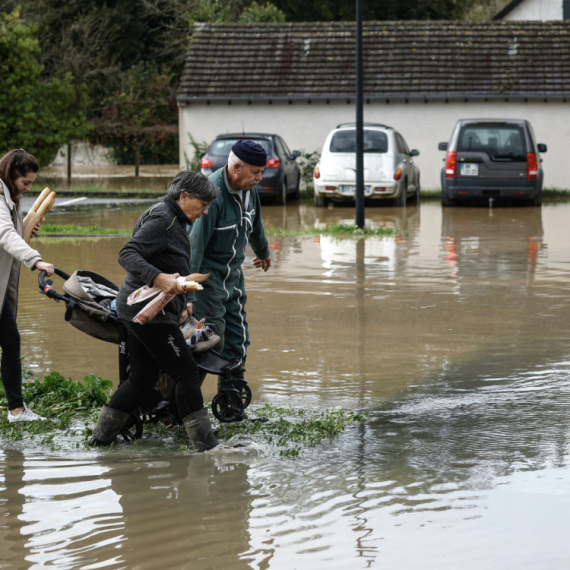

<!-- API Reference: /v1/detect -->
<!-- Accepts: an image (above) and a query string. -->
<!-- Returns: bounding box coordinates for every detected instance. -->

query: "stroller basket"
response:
[40,268,121,344]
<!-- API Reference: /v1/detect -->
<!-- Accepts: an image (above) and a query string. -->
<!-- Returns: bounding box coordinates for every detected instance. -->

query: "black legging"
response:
[0,300,23,410]
[108,320,203,419]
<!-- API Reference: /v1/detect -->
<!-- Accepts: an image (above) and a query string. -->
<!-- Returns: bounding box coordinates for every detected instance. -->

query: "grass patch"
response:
[35,221,396,238]
[29,185,166,198]
[214,404,368,457]
[38,223,131,235]
[0,370,113,444]
[543,188,570,199]
[0,369,367,456]
[265,221,397,238]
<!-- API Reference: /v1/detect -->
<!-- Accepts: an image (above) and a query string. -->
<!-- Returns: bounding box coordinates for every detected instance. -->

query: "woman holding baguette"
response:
[90,170,223,451]
[0,149,55,422]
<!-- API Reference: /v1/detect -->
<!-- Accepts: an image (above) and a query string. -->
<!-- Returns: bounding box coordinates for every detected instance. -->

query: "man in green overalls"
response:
[188,140,271,380]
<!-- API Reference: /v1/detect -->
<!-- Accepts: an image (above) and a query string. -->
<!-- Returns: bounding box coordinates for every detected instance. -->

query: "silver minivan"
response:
[439,119,547,207]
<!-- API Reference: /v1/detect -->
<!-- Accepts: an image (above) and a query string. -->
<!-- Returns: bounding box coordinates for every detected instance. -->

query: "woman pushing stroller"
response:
[90,170,223,452]
[0,149,55,423]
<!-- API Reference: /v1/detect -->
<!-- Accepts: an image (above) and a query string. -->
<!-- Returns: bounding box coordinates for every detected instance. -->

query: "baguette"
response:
[29,188,51,213]
[181,281,203,292]
[22,212,41,243]
[185,272,210,283]
[22,190,56,243]
[36,191,56,217]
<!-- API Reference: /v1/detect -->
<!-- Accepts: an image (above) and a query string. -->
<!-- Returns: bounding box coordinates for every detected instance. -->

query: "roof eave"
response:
[177,93,570,104]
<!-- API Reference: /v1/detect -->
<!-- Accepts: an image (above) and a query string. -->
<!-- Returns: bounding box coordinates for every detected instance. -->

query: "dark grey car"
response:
[200,133,301,205]
[438,119,547,207]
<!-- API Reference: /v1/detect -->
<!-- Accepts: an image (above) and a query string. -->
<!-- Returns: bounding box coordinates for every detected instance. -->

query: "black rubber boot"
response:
[89,405,130,446]
[183,408,220,452]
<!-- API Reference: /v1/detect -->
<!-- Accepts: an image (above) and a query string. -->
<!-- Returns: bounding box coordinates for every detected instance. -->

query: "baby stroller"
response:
[38,268,255,442]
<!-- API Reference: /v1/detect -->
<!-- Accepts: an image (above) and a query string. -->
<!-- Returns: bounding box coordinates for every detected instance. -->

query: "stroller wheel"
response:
[234,379,252,410]
[120,412,144,441]
[212,389,244,423]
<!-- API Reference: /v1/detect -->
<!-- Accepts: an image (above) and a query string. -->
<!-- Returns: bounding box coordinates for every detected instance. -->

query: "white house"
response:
[177,21,570,190]
[494,0,570,20]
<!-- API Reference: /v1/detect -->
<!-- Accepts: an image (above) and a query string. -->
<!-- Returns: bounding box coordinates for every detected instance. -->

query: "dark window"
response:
[273,137,286,158]
[457,125,527,161]
[330,130,388,153]
[395,133,410,155]
[209,138,272,156]
[279,136,292,157]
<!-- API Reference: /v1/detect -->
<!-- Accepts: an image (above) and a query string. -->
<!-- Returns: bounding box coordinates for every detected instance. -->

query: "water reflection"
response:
[0,450,123,569]
[6,200,570,568]
[442,206,544,285]
[0,449,258,570]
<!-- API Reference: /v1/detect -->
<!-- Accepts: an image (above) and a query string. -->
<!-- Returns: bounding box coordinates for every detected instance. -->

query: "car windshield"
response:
[208,138,272,156]
[457,125,527,161]
[329,130,388,153]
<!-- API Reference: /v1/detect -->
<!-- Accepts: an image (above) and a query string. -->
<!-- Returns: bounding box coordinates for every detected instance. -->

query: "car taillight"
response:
[200,158,214,168]
[527,153,538,179]
[266,158,280,168]
[314,166,320,179]
[445,152,457,178]
[393,168,403,181]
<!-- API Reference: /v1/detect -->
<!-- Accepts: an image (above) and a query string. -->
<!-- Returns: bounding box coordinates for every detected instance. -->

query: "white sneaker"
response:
[7,403,46,423]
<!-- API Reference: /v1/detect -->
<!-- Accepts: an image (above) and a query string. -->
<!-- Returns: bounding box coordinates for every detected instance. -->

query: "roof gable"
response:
[493,0,526,20]
[178,21,570,102]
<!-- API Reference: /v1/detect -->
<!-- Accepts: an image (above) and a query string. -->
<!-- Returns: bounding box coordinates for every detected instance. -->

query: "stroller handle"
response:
[38,267,71,300]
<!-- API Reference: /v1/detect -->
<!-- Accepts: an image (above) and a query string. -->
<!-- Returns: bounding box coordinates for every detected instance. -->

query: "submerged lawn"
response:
[0,370,366,456]
[37,221,397,238]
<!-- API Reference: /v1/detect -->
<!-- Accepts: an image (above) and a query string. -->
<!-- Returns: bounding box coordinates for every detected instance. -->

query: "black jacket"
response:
[116,197,192,325]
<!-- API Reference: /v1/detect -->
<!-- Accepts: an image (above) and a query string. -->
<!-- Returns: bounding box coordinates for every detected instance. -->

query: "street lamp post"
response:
[355,0,365,228]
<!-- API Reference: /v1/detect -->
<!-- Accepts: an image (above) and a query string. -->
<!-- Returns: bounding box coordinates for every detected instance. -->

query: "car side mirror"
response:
[438,142,448,151]
[291,150,301,160]
[410,149,420,157]
[537,143,547,153]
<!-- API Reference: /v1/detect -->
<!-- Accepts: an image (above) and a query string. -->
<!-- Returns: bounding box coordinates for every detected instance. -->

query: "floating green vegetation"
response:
[38,223,131,235]
[265,221,396,238]
[0,371,367,456]
[214,404,368,457]
[0,371,113,443]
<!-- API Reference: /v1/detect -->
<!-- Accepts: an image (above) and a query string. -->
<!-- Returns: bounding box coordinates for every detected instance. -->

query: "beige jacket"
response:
[0,179,42,318]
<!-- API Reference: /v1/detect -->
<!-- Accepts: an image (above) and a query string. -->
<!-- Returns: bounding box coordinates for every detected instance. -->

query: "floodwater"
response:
[3,199,570,569]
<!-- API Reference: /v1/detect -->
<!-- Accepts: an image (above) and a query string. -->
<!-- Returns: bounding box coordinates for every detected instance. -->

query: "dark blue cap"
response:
[232,140,267,167]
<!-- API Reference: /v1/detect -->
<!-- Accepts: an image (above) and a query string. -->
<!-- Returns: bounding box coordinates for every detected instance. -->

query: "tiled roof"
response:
[177,21,570,102]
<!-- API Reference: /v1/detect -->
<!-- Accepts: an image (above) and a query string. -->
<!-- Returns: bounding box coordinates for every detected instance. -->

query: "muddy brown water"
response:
[2,200,570,569]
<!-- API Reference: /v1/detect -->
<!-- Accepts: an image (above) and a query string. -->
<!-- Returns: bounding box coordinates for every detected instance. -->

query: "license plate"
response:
[341,186,372,195]
[461,163,478,176]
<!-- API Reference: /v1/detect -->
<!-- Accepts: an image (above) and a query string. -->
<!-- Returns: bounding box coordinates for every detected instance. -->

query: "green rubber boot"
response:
[183,408,220,452]
[89,405,130,446]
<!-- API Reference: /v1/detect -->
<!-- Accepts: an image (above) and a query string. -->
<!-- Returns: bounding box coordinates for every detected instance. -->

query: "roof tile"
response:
[178,21,570,101]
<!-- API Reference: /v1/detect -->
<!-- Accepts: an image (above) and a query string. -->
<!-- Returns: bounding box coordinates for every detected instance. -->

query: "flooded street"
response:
[3,199,570,568]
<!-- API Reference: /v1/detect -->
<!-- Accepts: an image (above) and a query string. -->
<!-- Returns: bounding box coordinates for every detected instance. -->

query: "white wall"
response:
[179,99,570,190]
[503,0,562,20]
[51,141,115,166]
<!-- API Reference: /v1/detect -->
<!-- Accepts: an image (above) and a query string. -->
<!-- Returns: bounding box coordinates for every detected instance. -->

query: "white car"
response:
[313,123,421,206]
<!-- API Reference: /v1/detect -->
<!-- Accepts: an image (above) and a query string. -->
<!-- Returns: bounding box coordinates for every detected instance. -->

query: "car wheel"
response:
[314,194,327,207]
[275,179,287,206]
[531,188,542,207]
[441,191,454,207]
[415,176,421,202]
[290,175,301,200]
[399,179,408,206]
[441,173,453,207]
